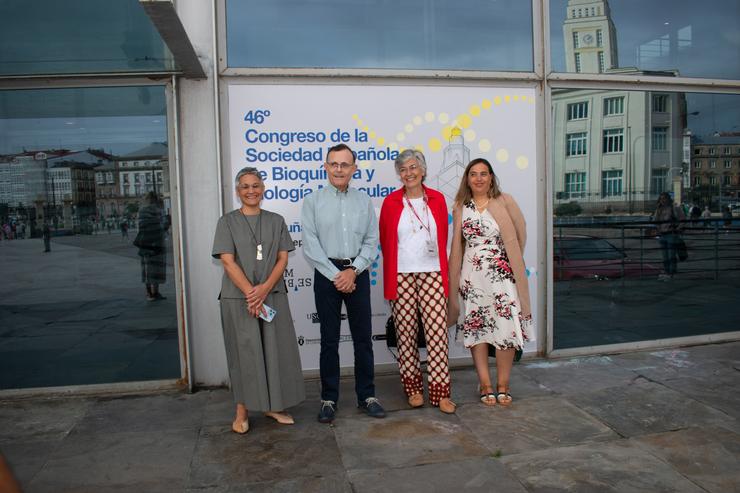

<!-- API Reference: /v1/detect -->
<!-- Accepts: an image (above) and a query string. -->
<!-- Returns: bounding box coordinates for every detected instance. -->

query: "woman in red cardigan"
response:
[378,150,455,414]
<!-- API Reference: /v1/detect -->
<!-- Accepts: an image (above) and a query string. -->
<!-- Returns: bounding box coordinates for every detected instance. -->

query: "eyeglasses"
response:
[237,184,262,190]
[398,164,420,174]
[327,162,354,170]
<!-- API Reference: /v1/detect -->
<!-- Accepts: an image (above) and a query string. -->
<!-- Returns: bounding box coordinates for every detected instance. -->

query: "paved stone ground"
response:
[1,341,739,492]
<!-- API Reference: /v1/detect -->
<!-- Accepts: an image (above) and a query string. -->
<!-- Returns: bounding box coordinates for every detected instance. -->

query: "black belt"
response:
[329,257,356,268]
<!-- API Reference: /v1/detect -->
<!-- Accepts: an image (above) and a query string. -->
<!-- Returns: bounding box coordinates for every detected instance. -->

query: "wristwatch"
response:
[348,266,358,274]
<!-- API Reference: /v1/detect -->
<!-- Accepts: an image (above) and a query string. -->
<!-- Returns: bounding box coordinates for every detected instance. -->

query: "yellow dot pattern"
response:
[353,94,533,173]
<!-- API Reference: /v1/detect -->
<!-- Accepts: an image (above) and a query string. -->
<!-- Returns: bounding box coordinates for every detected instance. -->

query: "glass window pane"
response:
[550,0,740,80]
[0,0,176,76]
[0,86,179,389]
[226,0,533,71]
[553,89,740,349]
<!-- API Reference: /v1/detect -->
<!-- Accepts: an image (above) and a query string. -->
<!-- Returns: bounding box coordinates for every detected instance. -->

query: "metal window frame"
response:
[0,76,192,395]
[214,0,740,359]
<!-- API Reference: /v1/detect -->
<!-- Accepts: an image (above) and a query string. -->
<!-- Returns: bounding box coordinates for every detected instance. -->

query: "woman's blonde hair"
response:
[453,158,501,208]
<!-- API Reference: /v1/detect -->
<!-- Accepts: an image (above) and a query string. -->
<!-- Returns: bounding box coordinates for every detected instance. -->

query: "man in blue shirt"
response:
[302,143,386,423]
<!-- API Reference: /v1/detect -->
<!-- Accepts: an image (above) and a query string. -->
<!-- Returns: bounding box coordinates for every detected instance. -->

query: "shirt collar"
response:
[326,182,350,195]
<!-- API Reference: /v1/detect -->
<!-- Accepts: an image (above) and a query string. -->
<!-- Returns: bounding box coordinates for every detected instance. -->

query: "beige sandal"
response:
[408,393,424,408]
[232,419,249,434]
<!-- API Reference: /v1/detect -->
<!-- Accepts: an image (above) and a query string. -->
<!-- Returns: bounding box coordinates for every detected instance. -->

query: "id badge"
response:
[425,239,437,256]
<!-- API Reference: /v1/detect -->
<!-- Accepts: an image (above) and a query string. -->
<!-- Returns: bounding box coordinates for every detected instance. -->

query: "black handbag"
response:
[385,315,426,349]
[675,236,688,261]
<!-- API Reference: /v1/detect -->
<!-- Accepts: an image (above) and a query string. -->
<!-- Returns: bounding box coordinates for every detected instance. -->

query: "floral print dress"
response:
[458,201,534,350]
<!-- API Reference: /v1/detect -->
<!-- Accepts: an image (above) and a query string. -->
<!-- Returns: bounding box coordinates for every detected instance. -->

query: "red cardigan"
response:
[378,185,450,300]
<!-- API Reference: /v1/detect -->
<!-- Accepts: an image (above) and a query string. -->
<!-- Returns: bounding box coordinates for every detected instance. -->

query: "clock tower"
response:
[563,0,618,73]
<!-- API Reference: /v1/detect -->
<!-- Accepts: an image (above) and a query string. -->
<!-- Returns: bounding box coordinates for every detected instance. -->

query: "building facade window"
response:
[565,172,586,198]
[652,94,668,112]
[724,175,732,185]
[725,160,732,168]
[603,128,624,153]
[598,52,605,73]
[652,126,668,151]
[575,52,582,72]
[603,96,624,115]
[710,160,716,168]
[566,132,588,156]
[596,29,603,47]
[724,147,731,155]
[602,170,623,197]
[573,31,579,48]
[694,176,702,186]
[651,169,668,194]
[567,101,588,120]
[710,176,717,185]
[694,160,701,169]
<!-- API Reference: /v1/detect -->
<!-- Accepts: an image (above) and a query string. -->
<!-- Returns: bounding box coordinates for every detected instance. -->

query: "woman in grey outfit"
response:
[212,167,305,433]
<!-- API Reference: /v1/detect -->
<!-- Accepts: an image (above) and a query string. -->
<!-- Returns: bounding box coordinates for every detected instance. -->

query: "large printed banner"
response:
[227,84,538,370]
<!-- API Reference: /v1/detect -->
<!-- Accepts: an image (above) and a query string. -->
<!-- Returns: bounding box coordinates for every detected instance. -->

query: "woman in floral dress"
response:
[448,158,534,406]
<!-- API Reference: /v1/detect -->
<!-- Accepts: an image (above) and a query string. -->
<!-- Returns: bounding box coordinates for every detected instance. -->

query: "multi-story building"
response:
[553,0,686,213]
[689,134,740,208]
[0,149,112,227]
[116,142,170,215]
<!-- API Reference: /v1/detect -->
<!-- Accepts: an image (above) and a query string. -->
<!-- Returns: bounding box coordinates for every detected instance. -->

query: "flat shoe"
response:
[496,389,512,406]
[265,412,295,425]
[438,398,457,414]
[231,419,249,434]
[408,393,424,408]
[479,385,496,407]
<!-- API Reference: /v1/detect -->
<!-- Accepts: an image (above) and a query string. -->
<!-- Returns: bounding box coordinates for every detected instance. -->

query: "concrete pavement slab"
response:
[0,439,63,485]
[632,426,740,493]
[0,398,90,442]
[570,378,739,437]
[457,396,618,456]
[347,456,528,493]
[517,355,638,395]
[28,429,197,492]
[333,406,489,471]
[72,392,209,434]
[185,474,353,493]
[501,441,706,493]
[659,375,740,423]
[609,347,737,382]
[188,422,344,488]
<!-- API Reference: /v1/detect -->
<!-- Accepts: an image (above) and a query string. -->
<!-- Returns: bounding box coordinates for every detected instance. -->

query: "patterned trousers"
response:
[390,271,451,406]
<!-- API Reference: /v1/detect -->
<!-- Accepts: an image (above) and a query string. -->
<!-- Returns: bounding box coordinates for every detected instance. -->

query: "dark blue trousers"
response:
[314,269,375,403]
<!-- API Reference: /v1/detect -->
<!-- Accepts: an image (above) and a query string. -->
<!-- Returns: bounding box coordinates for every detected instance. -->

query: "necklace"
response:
[240,209,263,260]
[473,197,490,212]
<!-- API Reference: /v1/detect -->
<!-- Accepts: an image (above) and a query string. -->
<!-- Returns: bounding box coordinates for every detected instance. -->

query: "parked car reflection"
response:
[554,235,661,281]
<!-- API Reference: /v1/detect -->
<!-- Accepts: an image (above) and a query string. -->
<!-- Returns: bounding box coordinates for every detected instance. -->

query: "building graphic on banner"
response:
[436,127,470,203]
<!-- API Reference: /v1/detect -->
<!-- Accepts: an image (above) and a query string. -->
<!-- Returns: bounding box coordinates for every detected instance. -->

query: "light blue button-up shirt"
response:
[301,183,378,280]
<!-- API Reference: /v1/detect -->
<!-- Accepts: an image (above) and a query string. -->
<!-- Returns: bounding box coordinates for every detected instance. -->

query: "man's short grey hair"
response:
[235,167,263,185]
[394,149,427,175]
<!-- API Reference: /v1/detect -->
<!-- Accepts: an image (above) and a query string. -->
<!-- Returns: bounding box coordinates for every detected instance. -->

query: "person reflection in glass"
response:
[212,167,305,434]
[137,192,167,301]
[653,192,685,281]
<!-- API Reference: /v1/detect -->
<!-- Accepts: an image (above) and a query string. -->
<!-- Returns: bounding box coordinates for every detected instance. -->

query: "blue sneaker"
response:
[358,397,386,418]
[318,400,336,423]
